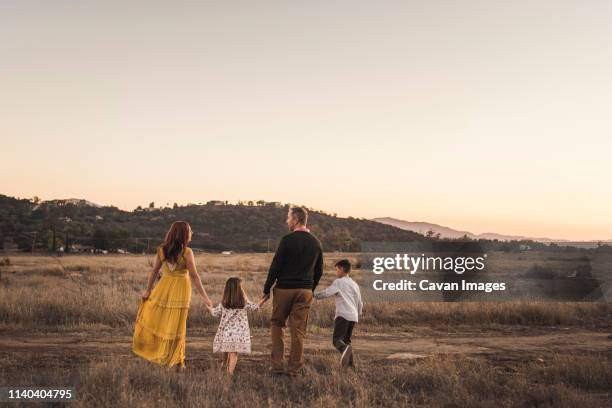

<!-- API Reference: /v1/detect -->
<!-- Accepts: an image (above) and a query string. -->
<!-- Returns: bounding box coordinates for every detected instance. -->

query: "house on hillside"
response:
[70,244,94,253]
[207,200,225,206]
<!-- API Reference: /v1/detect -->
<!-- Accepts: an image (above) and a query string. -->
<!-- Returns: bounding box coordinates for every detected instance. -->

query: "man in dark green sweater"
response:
[262,206,323,376]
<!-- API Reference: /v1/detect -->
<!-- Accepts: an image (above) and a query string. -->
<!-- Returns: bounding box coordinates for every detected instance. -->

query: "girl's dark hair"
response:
[222,277,246,309]
[160,221,191,263]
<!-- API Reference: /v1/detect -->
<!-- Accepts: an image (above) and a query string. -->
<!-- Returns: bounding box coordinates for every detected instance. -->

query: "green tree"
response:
[93,228,109,250]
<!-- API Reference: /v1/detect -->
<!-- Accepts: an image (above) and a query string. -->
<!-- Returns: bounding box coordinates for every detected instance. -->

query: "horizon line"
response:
[5,193,611,243]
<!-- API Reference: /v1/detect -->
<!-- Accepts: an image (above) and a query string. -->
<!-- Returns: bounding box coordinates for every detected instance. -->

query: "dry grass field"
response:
[0,252,611,407]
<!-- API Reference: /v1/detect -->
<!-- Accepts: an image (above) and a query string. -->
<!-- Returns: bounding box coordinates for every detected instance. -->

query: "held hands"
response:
[203,294,213,313]
[258,293,270,306]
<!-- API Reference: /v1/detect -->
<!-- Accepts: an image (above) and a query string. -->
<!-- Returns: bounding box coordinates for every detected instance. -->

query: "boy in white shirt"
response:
[314,259,363,368]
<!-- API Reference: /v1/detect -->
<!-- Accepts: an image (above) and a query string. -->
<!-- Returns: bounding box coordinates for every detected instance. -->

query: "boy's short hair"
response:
[335,259,351,273]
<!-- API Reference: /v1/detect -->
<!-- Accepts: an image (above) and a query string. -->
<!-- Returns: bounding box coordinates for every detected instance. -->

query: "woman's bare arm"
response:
[142,255,162,300]
[186,248,213,307]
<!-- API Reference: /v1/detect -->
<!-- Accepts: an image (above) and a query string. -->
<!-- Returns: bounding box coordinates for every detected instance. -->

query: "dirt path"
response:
[1,328,610,367]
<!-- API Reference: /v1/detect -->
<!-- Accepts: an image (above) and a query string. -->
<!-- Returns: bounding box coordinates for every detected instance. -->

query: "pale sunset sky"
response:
[1,1,611,240]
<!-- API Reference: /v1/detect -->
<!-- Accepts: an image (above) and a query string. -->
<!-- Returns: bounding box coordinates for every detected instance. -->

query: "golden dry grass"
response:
[0,253,611,407]
[1,350,610,407]
[0,253,609,330]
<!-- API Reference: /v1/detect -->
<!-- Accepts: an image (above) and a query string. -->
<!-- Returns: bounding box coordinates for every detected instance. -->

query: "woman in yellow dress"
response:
[132,221,212,368]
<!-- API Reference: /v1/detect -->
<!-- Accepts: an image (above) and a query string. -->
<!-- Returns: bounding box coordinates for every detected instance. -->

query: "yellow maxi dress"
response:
[132,247,192,367]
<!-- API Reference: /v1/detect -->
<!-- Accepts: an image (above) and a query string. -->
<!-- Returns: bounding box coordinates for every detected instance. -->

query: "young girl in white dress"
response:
[207,277,266,374]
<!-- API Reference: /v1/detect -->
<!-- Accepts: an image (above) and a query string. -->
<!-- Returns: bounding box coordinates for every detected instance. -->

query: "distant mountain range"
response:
[372,217,612,245]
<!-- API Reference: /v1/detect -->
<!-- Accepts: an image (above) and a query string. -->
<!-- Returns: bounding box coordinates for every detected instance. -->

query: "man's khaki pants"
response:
[270,288,313,374]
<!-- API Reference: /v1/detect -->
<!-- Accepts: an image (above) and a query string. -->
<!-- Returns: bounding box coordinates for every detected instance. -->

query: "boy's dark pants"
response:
[333,317,356,364]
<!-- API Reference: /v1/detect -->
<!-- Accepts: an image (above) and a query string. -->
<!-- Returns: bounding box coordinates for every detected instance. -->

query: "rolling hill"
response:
[372,217,593,243]
[0,195,426,253]
[372,218,475,240]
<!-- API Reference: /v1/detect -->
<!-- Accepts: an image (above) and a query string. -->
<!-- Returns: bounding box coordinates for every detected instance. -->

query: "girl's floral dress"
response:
[211,302,259,353]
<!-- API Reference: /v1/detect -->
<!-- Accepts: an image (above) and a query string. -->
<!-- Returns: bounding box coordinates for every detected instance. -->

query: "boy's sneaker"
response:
[340,345,352,367]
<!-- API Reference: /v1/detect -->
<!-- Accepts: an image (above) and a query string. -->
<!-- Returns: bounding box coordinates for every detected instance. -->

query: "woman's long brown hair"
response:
[160,221,191,263]
[221,277,246,309]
